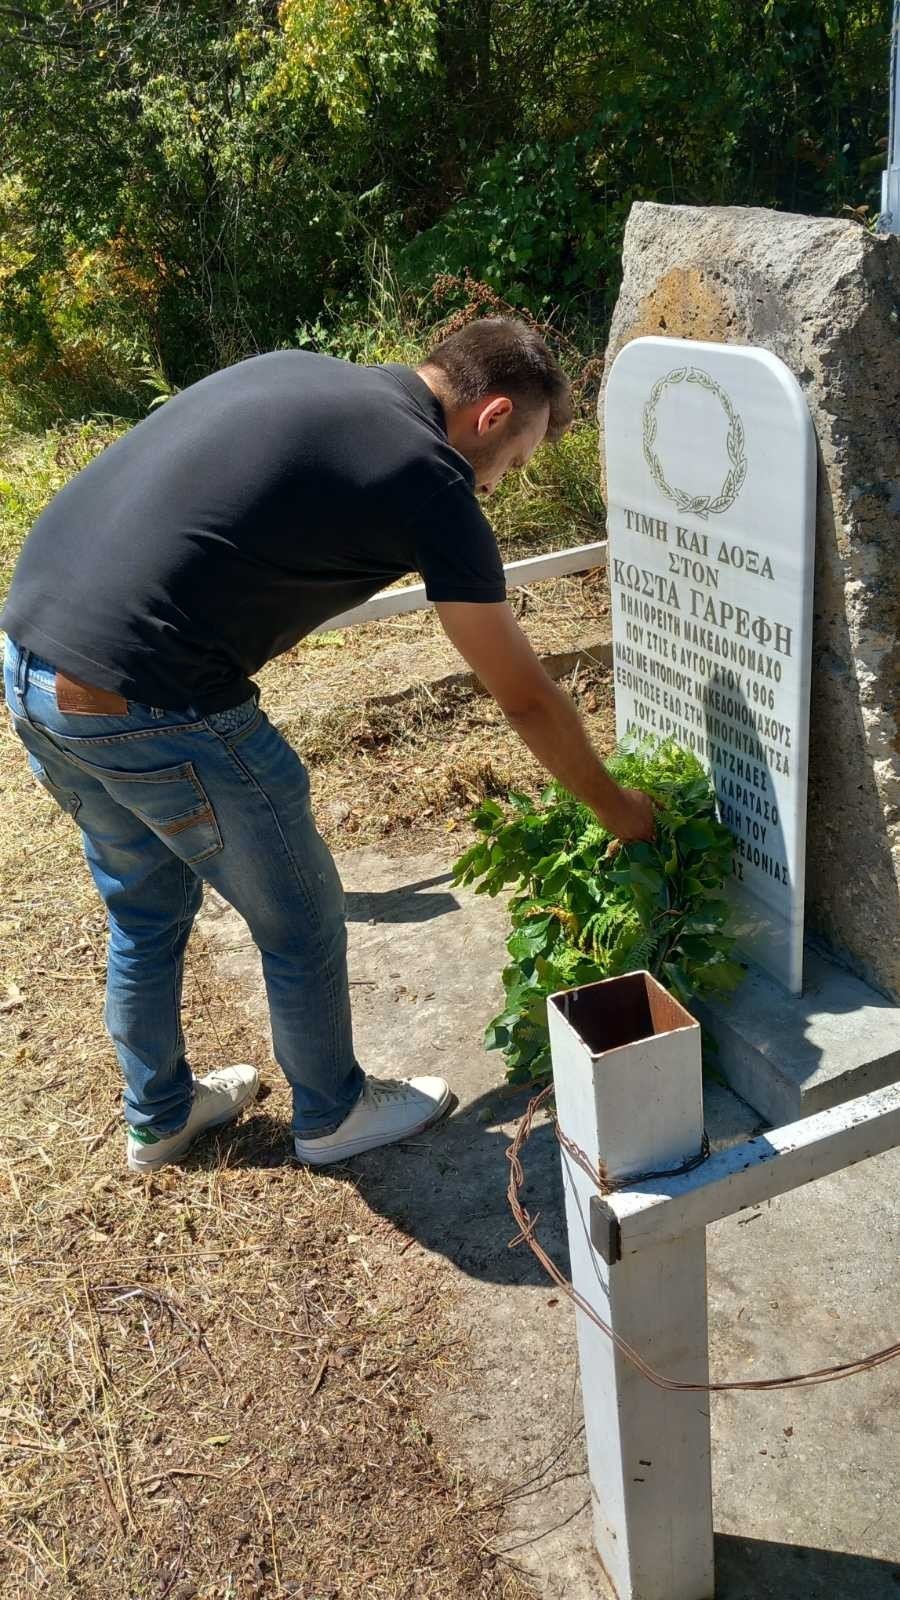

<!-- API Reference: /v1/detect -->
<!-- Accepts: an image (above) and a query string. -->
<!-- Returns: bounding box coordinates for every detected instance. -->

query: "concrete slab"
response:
[698,945,900,1126]
[200,848,900,1599]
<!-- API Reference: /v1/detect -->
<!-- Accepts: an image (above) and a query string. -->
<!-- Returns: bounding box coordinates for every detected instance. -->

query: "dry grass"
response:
[262,573,615,853]
[0,720,543,1599]
[1,418,613,1596]
[297,664,614,854]
[0,619,615,1592]
[0,609,620,1600]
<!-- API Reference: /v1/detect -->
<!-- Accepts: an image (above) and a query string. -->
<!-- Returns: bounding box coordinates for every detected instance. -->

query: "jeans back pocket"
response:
[100,761,223,865]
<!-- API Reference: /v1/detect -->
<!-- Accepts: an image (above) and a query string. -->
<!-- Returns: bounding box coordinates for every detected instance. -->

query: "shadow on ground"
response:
[716,1533,900,1598]
[341,1086,570,1285]
[186,1084,569,1289]
[345,871,459,925]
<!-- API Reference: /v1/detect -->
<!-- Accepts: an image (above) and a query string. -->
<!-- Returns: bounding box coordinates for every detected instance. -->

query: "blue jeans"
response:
[3,639,364,1138]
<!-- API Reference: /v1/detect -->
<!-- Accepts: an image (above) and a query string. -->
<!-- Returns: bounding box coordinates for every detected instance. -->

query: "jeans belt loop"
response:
[14,645,32,722]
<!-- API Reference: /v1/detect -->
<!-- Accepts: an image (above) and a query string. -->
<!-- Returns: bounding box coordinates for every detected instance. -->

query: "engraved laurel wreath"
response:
[642,367,747,521]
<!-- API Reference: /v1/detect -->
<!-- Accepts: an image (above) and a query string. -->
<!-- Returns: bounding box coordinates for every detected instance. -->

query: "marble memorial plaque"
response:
[604,336,815,994]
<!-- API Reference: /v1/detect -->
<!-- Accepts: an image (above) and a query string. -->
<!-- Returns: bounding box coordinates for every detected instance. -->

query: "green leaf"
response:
[661,836,679,876]
[508,915,555,960]
[680,875,706,899]
[484,1021,510,1051]
[472,798,504,832]
[677,934,722,962]
[674,819,719,852]
[680,901,731,931]
[661,961,693,1006]
[622,840,659,867]
[610,862,665,899]
[696,959,746,992]
[451,842,489,883]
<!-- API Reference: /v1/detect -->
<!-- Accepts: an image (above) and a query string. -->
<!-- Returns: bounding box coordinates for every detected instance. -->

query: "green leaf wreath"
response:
[453,740,745,1084]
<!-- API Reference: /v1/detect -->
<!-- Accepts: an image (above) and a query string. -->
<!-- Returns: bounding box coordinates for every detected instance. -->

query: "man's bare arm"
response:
[436,600,655,842]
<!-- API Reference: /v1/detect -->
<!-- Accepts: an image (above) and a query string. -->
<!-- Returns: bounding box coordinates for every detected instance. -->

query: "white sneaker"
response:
[293,1074,451,1166]
[126,1064,260,1173]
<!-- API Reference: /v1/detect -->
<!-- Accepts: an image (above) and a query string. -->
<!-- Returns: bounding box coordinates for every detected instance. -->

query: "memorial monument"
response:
[605,337,815,995]
[599,203,900,1123]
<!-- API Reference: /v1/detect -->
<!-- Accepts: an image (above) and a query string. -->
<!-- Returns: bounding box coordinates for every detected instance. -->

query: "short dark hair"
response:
[421,317,573,443]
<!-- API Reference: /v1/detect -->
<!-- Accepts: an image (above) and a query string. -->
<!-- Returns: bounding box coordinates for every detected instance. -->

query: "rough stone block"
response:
[598,203,900,998]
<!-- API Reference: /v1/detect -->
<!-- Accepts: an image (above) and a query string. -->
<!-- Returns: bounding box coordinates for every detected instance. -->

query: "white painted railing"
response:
[879,0,900,232]
[547,971,900,1600]
[312,540,607,632]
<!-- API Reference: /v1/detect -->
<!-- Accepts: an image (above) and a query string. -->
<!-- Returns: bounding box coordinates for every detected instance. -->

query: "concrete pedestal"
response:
[698,946,900,1125]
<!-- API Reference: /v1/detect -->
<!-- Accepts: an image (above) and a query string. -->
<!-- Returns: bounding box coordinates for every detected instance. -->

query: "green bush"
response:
[0,3,890,419]
[453,741,745,1084]
[399,129,627,312]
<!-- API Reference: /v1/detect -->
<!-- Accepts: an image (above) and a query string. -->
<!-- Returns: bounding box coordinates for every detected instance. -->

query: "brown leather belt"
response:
[55,670,129,715]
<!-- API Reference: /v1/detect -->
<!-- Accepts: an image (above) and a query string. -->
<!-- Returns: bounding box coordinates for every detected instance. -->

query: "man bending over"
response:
[2,319,654,1173]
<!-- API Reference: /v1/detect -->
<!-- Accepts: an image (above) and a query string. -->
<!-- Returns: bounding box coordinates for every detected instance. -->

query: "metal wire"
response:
[555,1115,711,1193]
[506,1087,900,1394]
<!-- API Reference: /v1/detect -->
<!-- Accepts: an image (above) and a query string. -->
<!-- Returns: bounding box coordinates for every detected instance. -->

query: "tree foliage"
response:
[0,1,891,416]
[277,0,440,127]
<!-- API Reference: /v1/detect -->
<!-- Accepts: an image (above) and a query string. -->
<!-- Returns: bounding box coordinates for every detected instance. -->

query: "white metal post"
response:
[548,973,715,1600]
[879,0,900,232]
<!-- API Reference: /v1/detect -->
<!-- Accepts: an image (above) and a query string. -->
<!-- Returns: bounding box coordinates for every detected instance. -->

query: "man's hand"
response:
[594,785,656,844]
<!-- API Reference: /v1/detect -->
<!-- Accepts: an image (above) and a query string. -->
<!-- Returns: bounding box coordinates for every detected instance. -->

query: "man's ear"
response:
[475,395,513,436]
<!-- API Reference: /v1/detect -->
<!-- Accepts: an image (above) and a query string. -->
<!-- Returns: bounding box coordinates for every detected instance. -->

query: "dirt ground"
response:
[0,572,613,1599]
[275,572,614,852]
